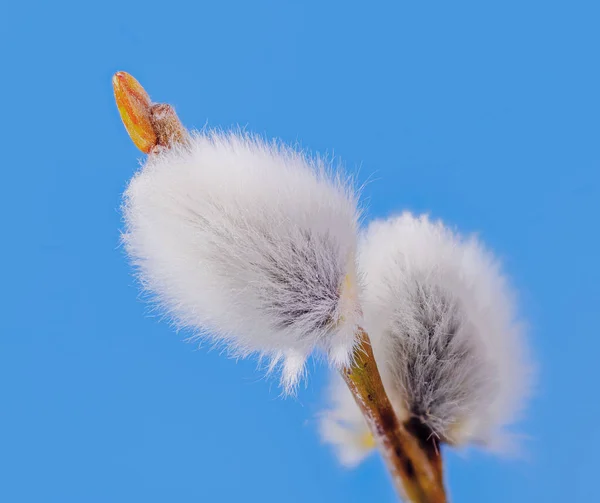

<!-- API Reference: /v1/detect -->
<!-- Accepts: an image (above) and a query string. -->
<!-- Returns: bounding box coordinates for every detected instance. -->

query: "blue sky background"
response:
[1,1,599,501]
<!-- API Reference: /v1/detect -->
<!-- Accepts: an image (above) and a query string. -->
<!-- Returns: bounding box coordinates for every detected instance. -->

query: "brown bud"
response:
[113,71,158,153]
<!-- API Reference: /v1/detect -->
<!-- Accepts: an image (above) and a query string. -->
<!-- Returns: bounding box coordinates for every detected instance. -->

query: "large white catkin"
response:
[359,213,532,449]
[122,131,362,391]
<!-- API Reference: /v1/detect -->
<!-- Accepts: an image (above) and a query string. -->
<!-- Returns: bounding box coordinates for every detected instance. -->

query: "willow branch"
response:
[341,328,447,503]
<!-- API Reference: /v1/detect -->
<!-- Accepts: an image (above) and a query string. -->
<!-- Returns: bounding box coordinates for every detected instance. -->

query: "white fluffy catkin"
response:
[359,213,531,450]
[319,374,374,467]
[123,131,362,392]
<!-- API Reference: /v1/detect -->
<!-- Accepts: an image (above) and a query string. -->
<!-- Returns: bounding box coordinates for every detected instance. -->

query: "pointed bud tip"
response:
[112,71,157,153]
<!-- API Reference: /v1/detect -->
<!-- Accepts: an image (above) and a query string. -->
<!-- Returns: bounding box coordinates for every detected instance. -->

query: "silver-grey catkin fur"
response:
[381,278,494,442]
[360,213,531,449]
[122,131,362,392]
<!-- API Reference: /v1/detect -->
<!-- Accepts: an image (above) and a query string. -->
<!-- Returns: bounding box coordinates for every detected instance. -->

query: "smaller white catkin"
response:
[359,213,532,450]
[319,374,374,467]
[123,131,362,392]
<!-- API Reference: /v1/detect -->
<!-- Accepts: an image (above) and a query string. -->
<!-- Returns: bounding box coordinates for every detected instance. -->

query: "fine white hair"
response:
[319,374,374,467]
[359,213,531,450]
[123,131,362,392]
